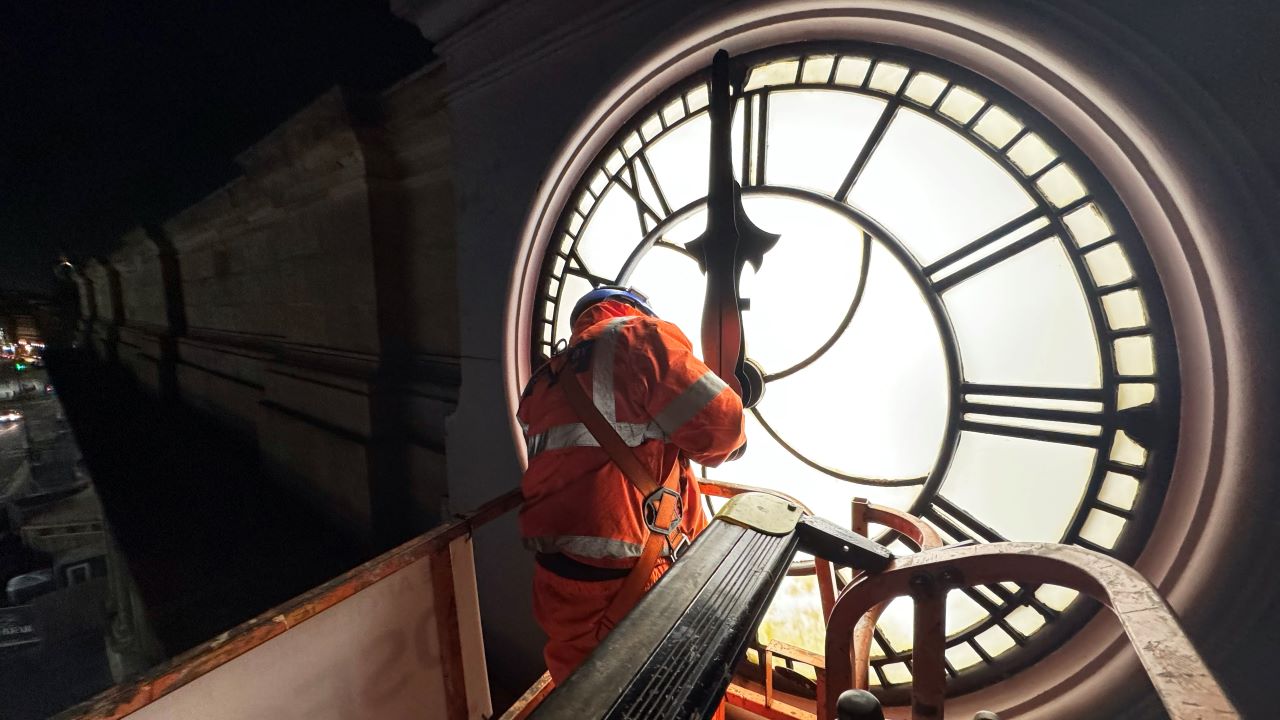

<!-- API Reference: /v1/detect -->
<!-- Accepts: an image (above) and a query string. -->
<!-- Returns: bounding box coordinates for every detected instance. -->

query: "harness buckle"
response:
[642,486,683,537]
[668,533,691,561]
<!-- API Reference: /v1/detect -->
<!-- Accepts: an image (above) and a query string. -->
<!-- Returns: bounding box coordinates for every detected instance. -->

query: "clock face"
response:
[528,44,1177,697]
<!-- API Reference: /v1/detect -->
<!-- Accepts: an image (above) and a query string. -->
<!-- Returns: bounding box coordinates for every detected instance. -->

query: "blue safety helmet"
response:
[569,285,656,324]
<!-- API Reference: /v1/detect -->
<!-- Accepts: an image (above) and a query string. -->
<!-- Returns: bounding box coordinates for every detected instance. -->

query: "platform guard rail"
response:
[55,490,522,720]
[54,482,1237,720]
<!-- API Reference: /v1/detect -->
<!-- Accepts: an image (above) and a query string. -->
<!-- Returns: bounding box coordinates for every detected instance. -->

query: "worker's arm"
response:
[624,317,745,467]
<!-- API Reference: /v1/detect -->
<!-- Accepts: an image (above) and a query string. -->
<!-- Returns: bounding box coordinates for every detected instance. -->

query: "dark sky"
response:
[0,1,430,294]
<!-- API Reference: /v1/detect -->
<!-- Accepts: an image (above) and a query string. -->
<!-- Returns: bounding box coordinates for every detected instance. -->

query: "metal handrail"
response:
[758,499,944,717]
[821,542,1239,720]
[697,486,952,711]
[693,486,949,714]
[839,500,944,692]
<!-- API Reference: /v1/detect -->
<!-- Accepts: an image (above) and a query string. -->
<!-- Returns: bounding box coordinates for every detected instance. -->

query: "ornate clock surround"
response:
[516,38,1178,700]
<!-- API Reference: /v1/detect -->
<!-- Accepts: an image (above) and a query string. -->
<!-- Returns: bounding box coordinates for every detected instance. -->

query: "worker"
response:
[518,285,747,683]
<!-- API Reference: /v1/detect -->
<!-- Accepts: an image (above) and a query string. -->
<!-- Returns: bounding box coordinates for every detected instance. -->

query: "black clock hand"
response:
[686,49,779,409]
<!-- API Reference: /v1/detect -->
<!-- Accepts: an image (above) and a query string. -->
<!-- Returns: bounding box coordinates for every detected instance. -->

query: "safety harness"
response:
[554,350,689,639]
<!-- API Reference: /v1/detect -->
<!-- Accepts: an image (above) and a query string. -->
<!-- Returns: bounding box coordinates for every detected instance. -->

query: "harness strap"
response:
[556,355,685,639]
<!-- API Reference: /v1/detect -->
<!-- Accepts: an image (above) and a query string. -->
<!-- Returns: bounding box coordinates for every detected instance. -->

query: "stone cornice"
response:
[430,0,709,103]
[390,0,501,44]
[234,87,372,197]
[163,87,376,252]
[111,227,160,267]
[162,176,269,251]
[83,257,116,280]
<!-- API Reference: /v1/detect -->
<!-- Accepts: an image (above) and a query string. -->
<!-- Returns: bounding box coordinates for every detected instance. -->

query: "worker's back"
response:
[516,295,745,680]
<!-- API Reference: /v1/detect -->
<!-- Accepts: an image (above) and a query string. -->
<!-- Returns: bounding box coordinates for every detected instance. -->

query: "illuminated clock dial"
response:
[528,44,1177,699]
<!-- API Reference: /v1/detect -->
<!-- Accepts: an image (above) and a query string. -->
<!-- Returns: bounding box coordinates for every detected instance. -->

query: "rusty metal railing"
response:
[500,490,1238,720]
[705,489,945,717]
[821,542,1239,720]
[58,489,523,720]
[499,671,554,720]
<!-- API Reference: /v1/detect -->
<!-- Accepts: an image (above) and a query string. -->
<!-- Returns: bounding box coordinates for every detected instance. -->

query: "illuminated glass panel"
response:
[763,91,887,195]
[849,108,1035,266]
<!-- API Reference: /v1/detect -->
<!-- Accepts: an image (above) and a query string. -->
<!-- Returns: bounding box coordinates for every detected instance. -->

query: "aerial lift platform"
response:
[53,482,1235,720]
[506,485,1237,720]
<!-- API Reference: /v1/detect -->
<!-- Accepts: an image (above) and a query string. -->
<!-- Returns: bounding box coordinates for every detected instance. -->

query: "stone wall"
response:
[81,72,458,548]
[112,229,168,330]
[83,259,122,361]
[111,228,175,397]
[71,271,97,347]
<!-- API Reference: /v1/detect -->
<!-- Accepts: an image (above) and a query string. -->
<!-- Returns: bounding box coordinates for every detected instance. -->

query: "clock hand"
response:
[687,49,779,409]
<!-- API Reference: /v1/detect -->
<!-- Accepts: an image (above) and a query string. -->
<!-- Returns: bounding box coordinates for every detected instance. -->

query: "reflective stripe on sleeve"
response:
[651,370,729,435]
[526,420,667,458]
[592,316,632,423]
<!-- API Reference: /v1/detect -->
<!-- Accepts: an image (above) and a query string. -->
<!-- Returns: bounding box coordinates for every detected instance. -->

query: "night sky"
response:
[0,1,1277,296]
[0,1,430,294]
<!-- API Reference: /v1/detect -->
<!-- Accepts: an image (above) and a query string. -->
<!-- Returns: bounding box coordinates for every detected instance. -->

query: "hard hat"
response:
[569,285,656,324]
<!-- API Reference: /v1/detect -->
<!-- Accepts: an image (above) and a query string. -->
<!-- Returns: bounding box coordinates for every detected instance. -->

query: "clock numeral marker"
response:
[960,383,1106,448]
[869,628,898,687]
[959,420,1101,448]
[616,163,664,234]
[634,151,672,217]
[755,93,769,186]
[835,99,899,202]
[564,253,612,287]
[927,495,1009,545]
[927,498,1047,633]
[927,210,1056,292]
[1116,403,1160,448]
[873,628,901,660]
[740,93,770,187]
[962,383,1107,402]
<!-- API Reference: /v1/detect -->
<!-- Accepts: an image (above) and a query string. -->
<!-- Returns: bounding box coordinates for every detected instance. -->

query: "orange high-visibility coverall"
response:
[519,299,746,683]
